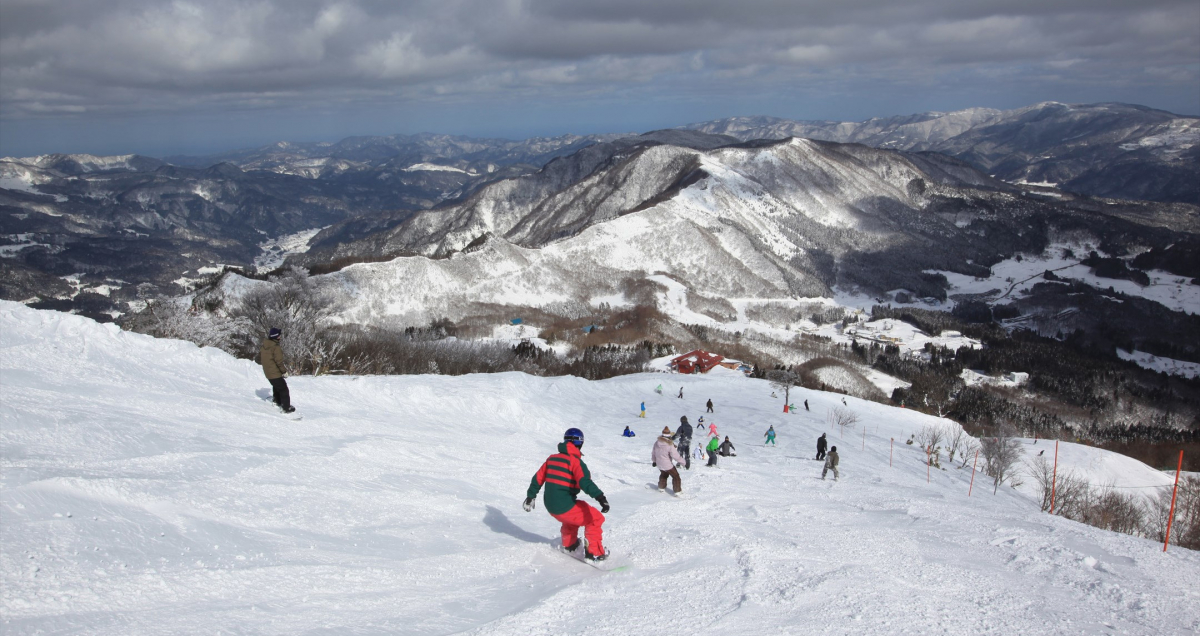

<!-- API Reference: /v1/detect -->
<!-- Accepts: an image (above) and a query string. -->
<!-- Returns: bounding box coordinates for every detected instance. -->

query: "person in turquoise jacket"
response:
[764,426,776,445]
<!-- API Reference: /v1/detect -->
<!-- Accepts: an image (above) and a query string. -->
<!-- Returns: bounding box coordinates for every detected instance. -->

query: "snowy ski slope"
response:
[1,301,1198,635]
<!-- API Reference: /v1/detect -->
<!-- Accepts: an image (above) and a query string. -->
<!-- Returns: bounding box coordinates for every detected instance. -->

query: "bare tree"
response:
[767,369,801,407]
[1026,455,1058,512]
[914,425,946,453]
[1146,476,1200,549]
[914,424,949,467]
[233,266,339,375]
[980,427,1023,494]
[946,427,966,465]
[132,297,249,354]
[827,407,860,438]
[958,438,980,469]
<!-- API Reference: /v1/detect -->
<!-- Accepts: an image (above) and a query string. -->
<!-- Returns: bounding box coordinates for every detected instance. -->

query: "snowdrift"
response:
[2,301,1197,635]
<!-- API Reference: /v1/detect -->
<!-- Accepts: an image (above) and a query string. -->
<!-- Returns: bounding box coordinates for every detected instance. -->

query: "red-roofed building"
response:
[670,349,725,374]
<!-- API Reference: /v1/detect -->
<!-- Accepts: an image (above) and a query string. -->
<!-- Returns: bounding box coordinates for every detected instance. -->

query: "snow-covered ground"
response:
[930,242,1200,316]
[3,301,1198,635]
[961,368,1029,388]
[1118,349,1200,380]
[1009,438,1175,500]
[0,234,56,258]
[402,163,474,174]
[254,228,326,273]
[651,276,976,359]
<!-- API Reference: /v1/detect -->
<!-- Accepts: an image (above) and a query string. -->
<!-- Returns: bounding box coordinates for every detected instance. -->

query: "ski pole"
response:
[889,438,893,467]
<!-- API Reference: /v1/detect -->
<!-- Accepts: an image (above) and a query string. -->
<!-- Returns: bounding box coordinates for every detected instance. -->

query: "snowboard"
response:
[553,539,629,572]
[644,484,692,499]
[259,397,302,420]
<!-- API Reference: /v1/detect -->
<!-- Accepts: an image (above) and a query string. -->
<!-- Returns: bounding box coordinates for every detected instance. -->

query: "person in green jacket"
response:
[524,428,610,561]
[706,436,720,466]
[259,328,294,413]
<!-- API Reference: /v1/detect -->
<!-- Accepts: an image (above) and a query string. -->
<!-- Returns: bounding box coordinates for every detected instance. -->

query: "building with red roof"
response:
[670,349,725,374]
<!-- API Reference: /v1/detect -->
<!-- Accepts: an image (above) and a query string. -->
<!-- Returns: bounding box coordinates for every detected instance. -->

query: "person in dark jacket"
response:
[816,433,828,460]
[706,399,713,413]
[718,436,736,457]
[672,416,693,469]
[622,426,636,437]
[524,428,610,561]
[259,328,294,413]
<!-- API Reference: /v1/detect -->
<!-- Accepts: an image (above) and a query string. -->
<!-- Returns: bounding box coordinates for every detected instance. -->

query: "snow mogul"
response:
[524,428,610,562]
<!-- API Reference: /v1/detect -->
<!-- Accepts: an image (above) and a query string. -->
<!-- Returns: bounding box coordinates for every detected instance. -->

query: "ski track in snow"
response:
[1,301,1198,635]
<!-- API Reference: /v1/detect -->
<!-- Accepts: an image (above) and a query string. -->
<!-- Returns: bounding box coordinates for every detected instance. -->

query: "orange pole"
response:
[1164,450,1184,552]
[968,450,978,497]
[1050,440,1059,514]
[889,438,893,467]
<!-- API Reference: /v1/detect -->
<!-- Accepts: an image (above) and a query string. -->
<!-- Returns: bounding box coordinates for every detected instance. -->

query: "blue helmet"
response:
[564,428,585,447]
[268,327,282,340]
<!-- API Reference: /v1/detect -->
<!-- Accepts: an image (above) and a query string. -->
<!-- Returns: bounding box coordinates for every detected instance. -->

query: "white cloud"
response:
[0,0,1195,147]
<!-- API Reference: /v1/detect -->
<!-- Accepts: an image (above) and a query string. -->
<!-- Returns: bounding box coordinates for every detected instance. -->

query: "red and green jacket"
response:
[527,442,605,515]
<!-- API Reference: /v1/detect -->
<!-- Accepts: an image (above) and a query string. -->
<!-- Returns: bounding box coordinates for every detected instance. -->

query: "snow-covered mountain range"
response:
[290,131,1191,332]
[1,101,1195,327]
[684,102,1199,204]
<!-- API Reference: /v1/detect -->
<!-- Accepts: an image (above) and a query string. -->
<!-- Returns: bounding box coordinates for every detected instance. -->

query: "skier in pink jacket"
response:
[652,427,686,495]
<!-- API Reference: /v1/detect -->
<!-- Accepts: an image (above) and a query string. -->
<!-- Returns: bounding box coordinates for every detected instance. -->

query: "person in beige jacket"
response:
[822,446,839,481]
[260,327,294,413]
[652,427,686,495]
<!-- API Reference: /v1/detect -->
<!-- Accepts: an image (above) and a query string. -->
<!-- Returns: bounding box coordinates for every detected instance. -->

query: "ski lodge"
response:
[670,350,725,374]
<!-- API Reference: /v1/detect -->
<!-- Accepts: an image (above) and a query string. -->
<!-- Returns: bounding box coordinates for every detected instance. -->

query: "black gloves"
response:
[522,497,535,512]
[597,495,610,514]
[652,461,656,467]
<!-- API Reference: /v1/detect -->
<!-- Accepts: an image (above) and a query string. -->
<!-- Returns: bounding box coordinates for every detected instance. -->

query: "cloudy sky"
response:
[1,0,1197,157]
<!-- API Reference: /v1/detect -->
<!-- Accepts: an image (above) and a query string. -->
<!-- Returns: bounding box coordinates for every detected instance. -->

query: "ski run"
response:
[1,301,1197,635]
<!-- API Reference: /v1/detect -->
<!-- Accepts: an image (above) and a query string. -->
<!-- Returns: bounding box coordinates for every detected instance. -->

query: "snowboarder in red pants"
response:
[524,428,611,562]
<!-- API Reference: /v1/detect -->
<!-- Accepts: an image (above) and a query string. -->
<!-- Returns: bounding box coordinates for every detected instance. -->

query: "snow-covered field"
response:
[1117,349,1200,380]
[930,242,1200,316]
[2,301,1198,635]
[254,228,326,273]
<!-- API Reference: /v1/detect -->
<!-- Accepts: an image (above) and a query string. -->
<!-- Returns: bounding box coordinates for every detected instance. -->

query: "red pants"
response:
[552,501,605,556]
